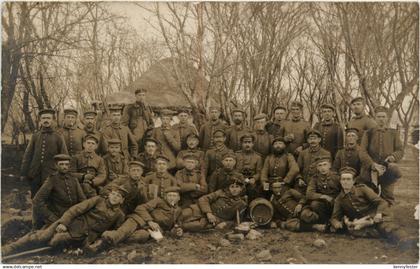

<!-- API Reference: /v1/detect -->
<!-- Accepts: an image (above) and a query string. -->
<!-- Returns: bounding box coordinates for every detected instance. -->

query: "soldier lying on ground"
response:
[2,186,127,257]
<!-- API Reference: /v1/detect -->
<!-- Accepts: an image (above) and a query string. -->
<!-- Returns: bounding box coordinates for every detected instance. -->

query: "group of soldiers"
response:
[2,89,412,257]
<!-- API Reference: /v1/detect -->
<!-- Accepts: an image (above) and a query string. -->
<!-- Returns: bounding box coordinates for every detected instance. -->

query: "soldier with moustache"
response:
[226,108,251,152]
[57,109,86,156]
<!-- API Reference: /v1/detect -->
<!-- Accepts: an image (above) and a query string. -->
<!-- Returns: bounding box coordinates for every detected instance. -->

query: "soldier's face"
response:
[184,159,197,171]
[273,141,286,151]
[254,119,266,130]
[321,108,334,121]
[135,92,146,103]
[178,112,189,123]
[84,139,98,152]
[375,112,388,127]
[242,138,254,151]
[222,157,236,170]
[161,116,172,126]
[64,114,77,127]
[165,192,180,206]
[228,184,243,197]
[129,166,143,180]
[108,144,121,155]
[84,115,96,127]
[232,112,244,125]
[209,109,220,120]
[346,133,358,145]
[290,106,301,118]
[108,191,124,205]
[40,114,54,127]
[213,133,226,145]
[351,101,364,114]
[156,160,168,172]
[186,137,199,149]
[307,135,321,146]
[340,174,355,193]
[145,142,157,155]
[111,112,122,123]
[274,109,286,121]
[316,161,331,175]
[56,160,70,173]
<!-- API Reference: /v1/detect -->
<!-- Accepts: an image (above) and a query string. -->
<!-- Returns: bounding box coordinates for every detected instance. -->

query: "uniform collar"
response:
[215,144,226,151]
[353,113,365,120]
[156,172,167,178]
[41,127,54,133]
[83,152,94,159]
[111,123,122,129]
[255,129,266,135]
[291,117,301,122]
[345,144,357,150]
[322,120,333,126]
[210,119,221,126]
[309,145,321,153]
[64,125,77,130]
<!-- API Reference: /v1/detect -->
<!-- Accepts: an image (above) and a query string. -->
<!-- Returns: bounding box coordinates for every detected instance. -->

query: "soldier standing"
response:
[348,97,377,143]
[266,106,287,137]
[226,108,251,151]
[313,103,343,160]
[172,109,198,150]
[32,154,86,229]
[121,88,154,147]
[199,106,228,150]
[252,113,273,157]
[102,139,128,184]
[20,109,68,197]
[136,138,160,176]
[360,106,404,205]
[282,101,311,157]
[203,129,234,178]
[57,109,86,156]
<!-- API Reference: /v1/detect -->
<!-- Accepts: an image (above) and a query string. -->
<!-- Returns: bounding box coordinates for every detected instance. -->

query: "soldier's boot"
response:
[376,221,412,246]
[182,218,208,232]
[300,208,319,224]
[280,218,301,232]
[379,181,396,206]
[102,218,138,245]
[126,229,150,244]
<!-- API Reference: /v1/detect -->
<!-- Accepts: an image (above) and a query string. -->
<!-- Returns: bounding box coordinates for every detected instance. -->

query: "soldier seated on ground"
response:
[208,152,244,193]
[102,139,128,184]
[176,133,205,172]
[180,175,248,232]
[32,154,86,230]
[300,156,341,227]
[2,186,127,257]
[330,167,411,246]
[175,154,207,208]
[101,186,183,247]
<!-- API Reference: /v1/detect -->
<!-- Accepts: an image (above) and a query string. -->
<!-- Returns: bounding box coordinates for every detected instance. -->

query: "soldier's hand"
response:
[293,204,303,216]
[206,213,217,226]
[373,213,383,223]
[385,155,396,163]
[56,224,68,233]
[148,221,161,231]
[298,178,306,187]
[84,174,95,181]
[320,195,333,203]
[195,184,201,191]
[331,221,343,230]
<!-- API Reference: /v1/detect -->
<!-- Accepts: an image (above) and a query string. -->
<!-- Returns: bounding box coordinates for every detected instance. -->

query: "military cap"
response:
[231,108,246,114]
[339,166,357,176]
[345,128,359,136]
[240,133,256,142]
[134,88,147,94]
[84,134,99,144]
[272,136,286,144]
[109,185,129,197]
[186,133,199,140]
[350,97,365,104]
[164,186,181,193]
[83,110,97,117]
[374,106,388,113]
[156,154,170,163]
[108,103,123,111]
[182,154,199,161]
[320,104,335,111]
[273,105,287,112]
[53,154,72,162]
[290,101,303,109]
[128,160,145,168]
[228,174,245,186]
[222,152,236,160]
[212,128,226,136]
[38,108,55,116]
[107,139,122,145]
[253,113,267,121]
[160,109,174,117]
[314,155,331,164]
[177,108,190,114]
[144,137,160,145]
[307,129,322,138]
[64,108,78,116]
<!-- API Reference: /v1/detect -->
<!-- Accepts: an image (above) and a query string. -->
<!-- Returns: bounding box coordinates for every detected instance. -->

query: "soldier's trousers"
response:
[104,218,150,245]
[366,164,401,205]
[301,200,333,224]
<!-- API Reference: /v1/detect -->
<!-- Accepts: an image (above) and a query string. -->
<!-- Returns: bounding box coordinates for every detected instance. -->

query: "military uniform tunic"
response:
[252,130,273,157]
[176,149,205,171]
[176,168,207,208]
[172,122,198,150]
[208,168,244,193]
[204,145,234,178]
[306,172,341,201]
[57,126,86,156]
[198,189,248,221]
[297,146,331,182]
[271,188,306,220]
[313,120,343,160]
[136,152,158,176]
[265,120,285,137]
[71,152,107,187]
[102,123,138,159]
[226,124,251,151]
[199,119,228,150]
[347,113,377,144]
[102,153,128,183]
[235,150,263,181]
[261,153,300,185]
[142,172,178,201]
[282,119,311,154]
[121,102,153,143]
[150,126,181,168]
[332,146,364,175]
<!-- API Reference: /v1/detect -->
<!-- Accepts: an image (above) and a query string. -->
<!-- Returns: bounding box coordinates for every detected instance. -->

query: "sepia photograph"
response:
[1,1,419,265]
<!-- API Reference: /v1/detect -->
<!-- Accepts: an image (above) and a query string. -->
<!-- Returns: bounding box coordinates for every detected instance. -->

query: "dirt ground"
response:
[1,146,419,264]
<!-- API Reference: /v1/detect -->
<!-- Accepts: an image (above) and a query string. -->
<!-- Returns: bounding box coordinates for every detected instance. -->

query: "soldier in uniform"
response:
[313,103,343,161]
[102,104,138,159]
[360,106,404,205]
[136,138,160,176]
[101,186,184,246]
[176,133,205,172]
[175,154,207,208]
[208,152,244,193]
[297,129,331,192]
[83,110,99,135]
[150,109,181,171]
[252,113,273,157]
[32,154,86,229]
[199,106,228,150]
[348,97,377,143]
[266,105,287,137]
[282,101,311,157]
[57,109,86,156]
[226,108,251,151]
[235,133,263,200]
[142,155,178,201]
[330,167,410,245]
[300,156,341,226]
[203,129,234,179]
[71,134,107,197]
[102,139,128,184]
[172,109,198,150]
[2,186,127,257]
[20,109,68,197]
[121,88,154,147]
[260,137,299,198]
